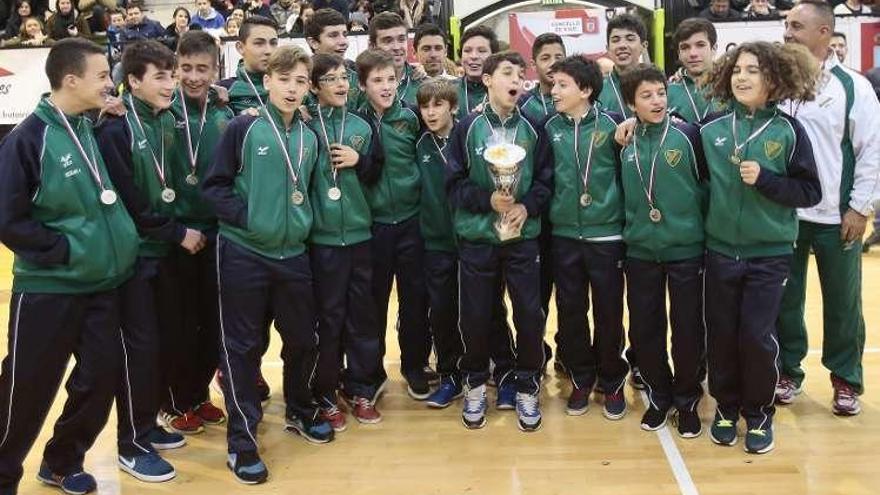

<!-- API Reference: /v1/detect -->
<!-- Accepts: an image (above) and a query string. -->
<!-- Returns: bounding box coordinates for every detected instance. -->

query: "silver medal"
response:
[730,154,741,165]
[161,187,176,203]
[291,190,305,205]
[649,207,662,223]
[100,189,118,205]
[579,192,592,207]
[327,186,342,201]
[185,174,199,186]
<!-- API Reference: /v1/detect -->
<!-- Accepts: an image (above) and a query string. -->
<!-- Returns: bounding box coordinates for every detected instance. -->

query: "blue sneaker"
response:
[227,451,268,484]
[118,452,176,483]
[148,427,186,450]
[462,384,487,429]
[36,464,97,495]
[496,382,516,410]
[516,392,542,432]
[744,427,774,454]
[285,413,334,444]
[426,377,463,409]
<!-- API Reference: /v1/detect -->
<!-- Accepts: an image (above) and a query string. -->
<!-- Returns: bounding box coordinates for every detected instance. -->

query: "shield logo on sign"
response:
[665,149,682,167]
[765,140,783,160]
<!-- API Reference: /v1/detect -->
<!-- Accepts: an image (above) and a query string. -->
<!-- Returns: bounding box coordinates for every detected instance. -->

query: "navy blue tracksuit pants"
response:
[117,256,179,457]
[371,217,431,378]
[626,256,704,412]
[706,250,789,430]
[459,240,545,394]
[424,250,464,379]
[216,237,318,454]
[0,291,121,495]
[311,241,384,402]
[553,237,628,393]
[165,235,220,414]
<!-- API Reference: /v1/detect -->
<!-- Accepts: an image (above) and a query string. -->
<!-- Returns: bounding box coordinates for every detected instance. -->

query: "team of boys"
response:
[0,0,876,492]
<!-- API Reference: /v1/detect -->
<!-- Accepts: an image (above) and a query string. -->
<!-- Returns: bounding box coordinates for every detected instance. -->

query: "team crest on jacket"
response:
[764,140,783,160]
[349,135,365,151]
[592,131,608,147]
[393,121,409,134]
[665,149,682,167]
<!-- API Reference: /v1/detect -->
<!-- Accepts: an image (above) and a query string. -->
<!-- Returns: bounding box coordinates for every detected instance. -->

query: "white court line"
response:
[637,391,700,495]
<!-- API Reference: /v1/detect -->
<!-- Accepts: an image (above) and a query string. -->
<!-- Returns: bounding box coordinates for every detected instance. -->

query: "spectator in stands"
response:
[313,0,349,18]
[834,0,869,14]
[398,0,431,28]
[2,0,31,40]
[120,1,164,40]
[192,0,224,33]
[242,0,270,19]
[353,0,373,20]
[270,0,297,33]
[700,0,743,20]
[106,7,124,42]
[830,31,847,63]
[224,14,238,36]
[0,15,51,45]
[229,6,243,23]
[165,6,193,46]
[46,0,91,40]
[212,0,233,18]
[289,2,313,34]
[350,11,368,31]
[76,0,115,34]
[743,0,779,18]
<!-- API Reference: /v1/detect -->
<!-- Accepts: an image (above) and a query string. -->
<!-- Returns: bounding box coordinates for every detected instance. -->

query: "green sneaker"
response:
[709,412,737,446]
[744,427,774,454]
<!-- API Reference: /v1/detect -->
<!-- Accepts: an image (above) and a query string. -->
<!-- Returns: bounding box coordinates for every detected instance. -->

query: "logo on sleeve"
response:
[764,140,783,160]
[664,149,682,167]
[137,139,148,150]
[714,136,727,147]
[552,132,562,142]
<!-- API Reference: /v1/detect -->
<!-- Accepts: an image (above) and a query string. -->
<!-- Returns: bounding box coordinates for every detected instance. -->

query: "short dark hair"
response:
[126,0,143,12]
[239,15,278,43]
[414,23,447,50]
[416,77,458,108]
[672,17,717,48]
[532,33,564,60]
[550,56,603,104]
[460,25,499,56]
[606,13,647,43]
[177,30,218,60]
[121,39,176,90]
[368,11,405,46]
[832,31,847,41]
[305,8,347,42]
[798,0,835,30]
[45,38,105,90]
[356,48,395,85]
[483,51,526,76]
[619,63,666,105]
[311,52,346,87]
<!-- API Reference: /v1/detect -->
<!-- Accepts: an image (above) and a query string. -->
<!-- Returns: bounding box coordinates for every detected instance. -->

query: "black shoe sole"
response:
[462,416,487,429]
[227,460,268,485]
[284,423,334,444]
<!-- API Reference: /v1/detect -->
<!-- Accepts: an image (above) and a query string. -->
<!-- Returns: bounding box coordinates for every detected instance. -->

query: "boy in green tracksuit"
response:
[598,13,647,119]
[0,38,138,495]
[700,42,820,454]
[666,18,726,123]
[416,78,466,409]
[218,16,280,115]
[305,53,386,429]
[355,48,434,399]
[204,46,333,485]
[455,25,498,119]
[447,51,553,432]
[304,8,366,111]
[519,33,565,123]
[97,40,199,483]
[369,12,425,105]
[543,56,629,421]
[158,30,234,435]
[618,64,707,438]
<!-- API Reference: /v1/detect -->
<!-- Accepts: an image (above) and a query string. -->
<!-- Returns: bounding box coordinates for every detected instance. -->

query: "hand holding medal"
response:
[739,160,761,185]
[330,144,359,169]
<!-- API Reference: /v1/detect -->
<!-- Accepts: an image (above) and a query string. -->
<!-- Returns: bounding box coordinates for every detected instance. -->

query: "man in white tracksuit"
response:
[776,0,880,416]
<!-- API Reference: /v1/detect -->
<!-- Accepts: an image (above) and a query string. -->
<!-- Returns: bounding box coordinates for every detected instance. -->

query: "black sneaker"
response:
[284,413,334,444]
[640,406,669,431]
[565,387,589,416]
[404,369,431,400]
[709,411,738,446]
[227,451,268,484]
[603,390,627,420]
[423,366,441,386]
[676,409,702,438]
[744,426,774,454]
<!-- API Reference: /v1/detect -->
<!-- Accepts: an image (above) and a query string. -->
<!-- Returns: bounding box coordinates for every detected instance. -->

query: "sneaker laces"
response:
[835,383,857,403]
[464,386,485,412]
[716,419,734,428]
[517,393,539,416]
[747,428,767,437]
[354,396,373,409]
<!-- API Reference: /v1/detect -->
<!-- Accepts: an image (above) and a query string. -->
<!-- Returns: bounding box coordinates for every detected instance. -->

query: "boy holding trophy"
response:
[446,52,553,432]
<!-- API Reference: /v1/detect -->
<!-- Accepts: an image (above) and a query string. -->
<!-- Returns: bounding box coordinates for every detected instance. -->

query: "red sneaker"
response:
[351,397,382,424]
[194,401,226,425]
[320,404,347,432]
[832,375,861,416]
[160,410,204,434]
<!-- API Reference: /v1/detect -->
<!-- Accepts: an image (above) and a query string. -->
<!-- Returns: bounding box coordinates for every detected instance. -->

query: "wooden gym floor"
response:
[0,244,877,495]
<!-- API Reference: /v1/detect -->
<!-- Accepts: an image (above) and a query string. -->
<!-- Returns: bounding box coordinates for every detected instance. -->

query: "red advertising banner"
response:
[509,9,609,80]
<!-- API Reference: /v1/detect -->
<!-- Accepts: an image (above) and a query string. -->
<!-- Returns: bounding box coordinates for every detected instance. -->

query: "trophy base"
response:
[494,220,522,242]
